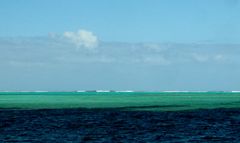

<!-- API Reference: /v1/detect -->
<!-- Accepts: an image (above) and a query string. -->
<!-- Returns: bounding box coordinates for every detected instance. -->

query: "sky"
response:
[0,0,240,91]
[1,0,240,43]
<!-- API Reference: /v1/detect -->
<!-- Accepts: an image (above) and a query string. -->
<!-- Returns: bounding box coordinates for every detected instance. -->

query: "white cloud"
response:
[63,29,98,49]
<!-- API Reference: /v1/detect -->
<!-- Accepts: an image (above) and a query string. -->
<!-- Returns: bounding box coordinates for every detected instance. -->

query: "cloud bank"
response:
[0,36,240,91]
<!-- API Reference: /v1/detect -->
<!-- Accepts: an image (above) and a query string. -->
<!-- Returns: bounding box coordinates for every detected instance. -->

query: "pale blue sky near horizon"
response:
[0,0,240,91]
[0,0,240,43]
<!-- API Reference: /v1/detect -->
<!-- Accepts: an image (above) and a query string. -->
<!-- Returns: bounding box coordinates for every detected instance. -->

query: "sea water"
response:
[1,92,240,142]
[0,91,240,111]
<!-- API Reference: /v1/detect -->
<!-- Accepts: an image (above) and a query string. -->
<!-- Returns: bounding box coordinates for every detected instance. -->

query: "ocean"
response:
[0,91,240,111]
[0,92,240,142]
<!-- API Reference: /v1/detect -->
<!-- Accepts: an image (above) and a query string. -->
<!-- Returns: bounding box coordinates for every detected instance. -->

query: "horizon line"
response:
[0,90,240,93]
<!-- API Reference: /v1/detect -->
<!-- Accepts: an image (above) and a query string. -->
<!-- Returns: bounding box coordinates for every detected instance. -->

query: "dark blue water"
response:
[1,108,240,142]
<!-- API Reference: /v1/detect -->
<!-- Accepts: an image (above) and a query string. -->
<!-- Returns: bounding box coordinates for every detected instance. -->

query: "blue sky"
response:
[1,0,240,43]
[0,0,240,91]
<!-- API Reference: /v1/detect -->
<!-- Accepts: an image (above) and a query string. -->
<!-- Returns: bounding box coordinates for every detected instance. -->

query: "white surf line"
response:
[115,90,134,93]
[96,90,111,92]
[76,90,86,92]
[232,91,240,93]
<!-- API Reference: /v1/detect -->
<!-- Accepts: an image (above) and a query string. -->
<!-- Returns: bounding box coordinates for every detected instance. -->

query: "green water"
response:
[0,92,240,111]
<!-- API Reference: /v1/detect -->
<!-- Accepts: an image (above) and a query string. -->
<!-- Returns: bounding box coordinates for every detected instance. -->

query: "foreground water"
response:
[1,108,240,142]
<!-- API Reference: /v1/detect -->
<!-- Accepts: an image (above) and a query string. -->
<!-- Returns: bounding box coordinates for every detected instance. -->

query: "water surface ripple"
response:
[0,108,240,142]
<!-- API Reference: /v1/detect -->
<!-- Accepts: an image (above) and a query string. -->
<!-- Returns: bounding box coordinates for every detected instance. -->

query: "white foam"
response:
[76,90,86,92]
[232,91,240,93]
[116,90,134,93]
[162,91,211,93]
[162,91,189,93]
[96,90,110,92]
[19,91,32,92]
[34,91,48,92]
